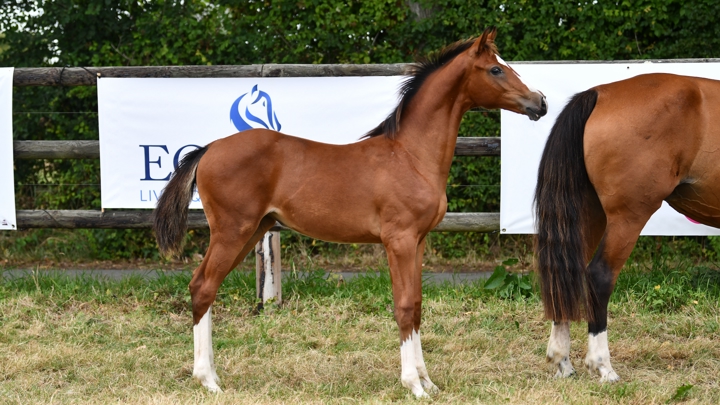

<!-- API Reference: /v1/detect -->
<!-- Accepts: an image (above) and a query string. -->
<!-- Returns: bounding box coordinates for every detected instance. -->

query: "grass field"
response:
[1,264,720,404]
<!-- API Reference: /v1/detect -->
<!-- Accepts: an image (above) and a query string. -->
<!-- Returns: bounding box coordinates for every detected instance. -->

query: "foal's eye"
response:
[490,66,503,76]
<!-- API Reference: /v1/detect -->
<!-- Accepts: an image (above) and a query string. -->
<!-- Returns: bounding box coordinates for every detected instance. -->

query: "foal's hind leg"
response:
[411,236,438,394]
[384,232,428,398]
[190,216,275,391]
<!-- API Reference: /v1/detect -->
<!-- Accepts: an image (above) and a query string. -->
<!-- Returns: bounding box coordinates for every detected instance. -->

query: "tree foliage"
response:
[1,0,719,259]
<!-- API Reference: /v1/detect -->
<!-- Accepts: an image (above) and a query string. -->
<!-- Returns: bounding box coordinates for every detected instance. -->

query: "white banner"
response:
[0,68,15,231]
[501,62,720,235]
[98,76,404,209]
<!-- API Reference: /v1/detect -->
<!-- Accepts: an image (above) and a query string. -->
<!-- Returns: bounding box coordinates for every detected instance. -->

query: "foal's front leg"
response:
[412,237,438,394]
[384,234,428,398]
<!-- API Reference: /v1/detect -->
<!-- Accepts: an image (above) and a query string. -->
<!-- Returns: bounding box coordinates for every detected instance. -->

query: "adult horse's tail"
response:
[153,146,208,257]
[534,89,598,322]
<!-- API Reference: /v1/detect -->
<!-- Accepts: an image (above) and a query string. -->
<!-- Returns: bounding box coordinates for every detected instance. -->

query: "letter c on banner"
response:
[173,145,202,170]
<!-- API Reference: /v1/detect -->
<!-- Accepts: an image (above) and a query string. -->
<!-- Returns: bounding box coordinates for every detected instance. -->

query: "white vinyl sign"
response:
[98,76,405,209]
[501,62,720,236]
[0,68,15,231]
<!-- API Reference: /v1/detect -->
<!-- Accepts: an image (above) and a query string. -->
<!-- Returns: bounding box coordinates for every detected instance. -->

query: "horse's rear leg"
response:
[384,233,428,398]
[547,190,606,378]
[547,321,574,378]
[584,211,653,382]
[190,216,275,391]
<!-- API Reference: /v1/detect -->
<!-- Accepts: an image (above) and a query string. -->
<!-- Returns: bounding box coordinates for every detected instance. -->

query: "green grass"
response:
[1,265,719,404]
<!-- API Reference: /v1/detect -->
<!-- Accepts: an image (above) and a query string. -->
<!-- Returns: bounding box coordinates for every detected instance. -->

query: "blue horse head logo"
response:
[230,85,282,132]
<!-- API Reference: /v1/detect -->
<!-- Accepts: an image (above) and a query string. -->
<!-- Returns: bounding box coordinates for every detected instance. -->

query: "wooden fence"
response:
[12,64,503,305]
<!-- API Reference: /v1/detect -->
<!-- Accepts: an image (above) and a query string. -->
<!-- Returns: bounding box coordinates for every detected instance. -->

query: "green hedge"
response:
[2,0,720,261]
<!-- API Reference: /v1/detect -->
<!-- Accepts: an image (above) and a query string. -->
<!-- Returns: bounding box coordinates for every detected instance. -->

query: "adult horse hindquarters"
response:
[535,73,720,382]
[154,27,547,397]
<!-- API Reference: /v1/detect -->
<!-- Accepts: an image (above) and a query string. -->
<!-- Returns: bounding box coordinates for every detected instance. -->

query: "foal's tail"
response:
[534,89,598,322]
[153,146,209,257]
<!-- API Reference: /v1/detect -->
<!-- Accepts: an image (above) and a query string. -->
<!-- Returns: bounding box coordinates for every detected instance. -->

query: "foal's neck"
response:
[395,56,474,183]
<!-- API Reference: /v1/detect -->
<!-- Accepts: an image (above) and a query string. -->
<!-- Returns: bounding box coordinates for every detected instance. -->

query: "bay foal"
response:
[154,27,546,397]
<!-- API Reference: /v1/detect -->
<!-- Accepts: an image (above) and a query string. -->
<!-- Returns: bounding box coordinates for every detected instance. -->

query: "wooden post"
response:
[255,231,281,309]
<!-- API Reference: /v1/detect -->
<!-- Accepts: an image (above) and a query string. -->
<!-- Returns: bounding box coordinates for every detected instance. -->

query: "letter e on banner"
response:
[139,145,171,181]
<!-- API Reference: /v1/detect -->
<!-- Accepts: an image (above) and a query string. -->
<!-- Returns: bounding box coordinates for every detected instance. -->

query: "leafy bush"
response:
[483,258,534,300]
[4,0,720,261]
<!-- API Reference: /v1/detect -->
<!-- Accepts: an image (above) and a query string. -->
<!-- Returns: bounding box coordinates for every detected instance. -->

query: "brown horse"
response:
[535,73,720,382]
[154,27,547,397]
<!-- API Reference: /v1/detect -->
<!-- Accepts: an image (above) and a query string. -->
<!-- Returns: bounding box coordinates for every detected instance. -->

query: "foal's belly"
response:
[270,207,383,244]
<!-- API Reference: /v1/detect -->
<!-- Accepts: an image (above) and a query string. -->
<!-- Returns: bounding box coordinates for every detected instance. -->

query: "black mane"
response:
[362,37,493,140]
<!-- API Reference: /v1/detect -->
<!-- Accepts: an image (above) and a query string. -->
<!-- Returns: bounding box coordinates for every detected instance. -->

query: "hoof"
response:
[194,369,222,393]
[553,364,576,379]
[413,389,429,398]
[420,378,439,395]
[598,368,620,383]
[547,354,575,379]
[585,358,620,383]
[402,376,429,398]
[196,376,222,393]
[204,382,223,393]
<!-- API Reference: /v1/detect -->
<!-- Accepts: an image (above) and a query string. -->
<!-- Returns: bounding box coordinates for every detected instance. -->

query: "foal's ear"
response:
[473,26,498,55]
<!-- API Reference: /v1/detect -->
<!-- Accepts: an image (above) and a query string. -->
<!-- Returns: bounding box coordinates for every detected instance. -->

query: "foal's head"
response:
[363,28,547,140]
[463,27,547,121]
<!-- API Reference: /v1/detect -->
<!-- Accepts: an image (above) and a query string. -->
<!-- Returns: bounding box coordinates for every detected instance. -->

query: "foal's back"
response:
[196,128,444,243]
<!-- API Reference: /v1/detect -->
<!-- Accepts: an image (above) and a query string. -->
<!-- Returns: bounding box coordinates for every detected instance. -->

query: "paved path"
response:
[1,268,492,284]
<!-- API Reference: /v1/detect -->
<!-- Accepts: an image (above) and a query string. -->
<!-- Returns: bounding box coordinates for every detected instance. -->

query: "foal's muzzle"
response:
[525,95,548,121]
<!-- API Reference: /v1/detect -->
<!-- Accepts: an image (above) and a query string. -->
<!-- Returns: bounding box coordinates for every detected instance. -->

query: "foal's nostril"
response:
[538,97,548,116]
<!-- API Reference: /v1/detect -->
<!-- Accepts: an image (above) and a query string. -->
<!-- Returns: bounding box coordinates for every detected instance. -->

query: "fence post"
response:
[255,231,281,309]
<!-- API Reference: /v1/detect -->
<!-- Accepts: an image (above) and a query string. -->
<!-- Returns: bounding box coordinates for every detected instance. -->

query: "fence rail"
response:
[13,140,100,159]
[14,210,499,232]
[14,58,720,86]
[12,137,500,159]
[13,64,409,86]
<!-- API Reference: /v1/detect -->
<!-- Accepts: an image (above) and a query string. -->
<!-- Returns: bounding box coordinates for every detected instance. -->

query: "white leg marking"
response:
[585,331,620,382]
[546,322,575,378]
[400,333,427,397]
[412,330,438,394]
[193,305,222,392]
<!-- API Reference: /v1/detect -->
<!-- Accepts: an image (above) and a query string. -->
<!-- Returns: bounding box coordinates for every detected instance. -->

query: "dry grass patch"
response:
[1,268,719,404]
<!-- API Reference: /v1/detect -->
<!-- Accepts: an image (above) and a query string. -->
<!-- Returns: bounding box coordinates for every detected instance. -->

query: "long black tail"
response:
[534,89,598,322]
[153,146,208,257]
